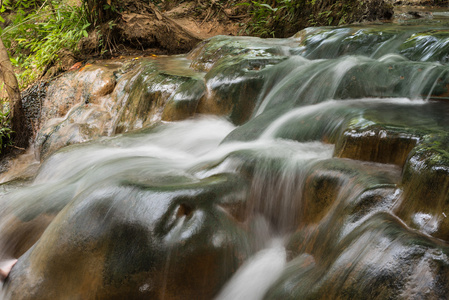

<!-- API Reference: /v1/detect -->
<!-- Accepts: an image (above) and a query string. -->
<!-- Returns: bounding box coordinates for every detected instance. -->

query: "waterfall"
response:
[2,10,449,300]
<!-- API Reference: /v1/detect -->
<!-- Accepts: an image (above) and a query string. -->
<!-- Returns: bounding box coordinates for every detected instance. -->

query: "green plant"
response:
[0,1,90,88]
[82,0,121,27]
[249,1,278,37]
[242,0,302,37]
[244,0,393,38]
[0,105,13,152]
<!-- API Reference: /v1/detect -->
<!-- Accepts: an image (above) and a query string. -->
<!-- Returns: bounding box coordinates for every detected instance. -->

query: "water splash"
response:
[215,239,286,300]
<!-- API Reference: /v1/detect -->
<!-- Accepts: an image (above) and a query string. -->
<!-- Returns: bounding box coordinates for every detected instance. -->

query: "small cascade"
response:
[2,9,449,300]
[215,239,286,300]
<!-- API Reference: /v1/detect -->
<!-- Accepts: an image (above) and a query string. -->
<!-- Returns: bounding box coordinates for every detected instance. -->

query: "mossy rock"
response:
[399,30,449,63]
[397,134,449,240]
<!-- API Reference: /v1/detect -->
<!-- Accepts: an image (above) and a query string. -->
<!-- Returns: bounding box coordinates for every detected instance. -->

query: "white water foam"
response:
[215,240,286,300]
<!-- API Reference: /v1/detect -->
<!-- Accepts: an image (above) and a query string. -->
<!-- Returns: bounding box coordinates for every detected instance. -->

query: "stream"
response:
[1,8,449,300]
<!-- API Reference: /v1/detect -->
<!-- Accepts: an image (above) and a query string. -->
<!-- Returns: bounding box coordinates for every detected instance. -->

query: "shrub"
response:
[0,0,90,88]
[244,0,393,38]
[0,103,12,152]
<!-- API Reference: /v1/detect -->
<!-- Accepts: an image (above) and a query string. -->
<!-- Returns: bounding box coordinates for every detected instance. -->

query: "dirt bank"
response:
[76,0,396,59]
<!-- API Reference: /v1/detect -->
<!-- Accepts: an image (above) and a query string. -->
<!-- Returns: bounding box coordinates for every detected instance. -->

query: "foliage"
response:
[0,103,13,152]
[244,0,393,38]
[0,0,91,88]
[81,0,121,27]
[239,0,298,37]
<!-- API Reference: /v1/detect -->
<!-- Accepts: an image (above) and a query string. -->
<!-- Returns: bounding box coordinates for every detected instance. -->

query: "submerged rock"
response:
[268,213,449,300]
[397,134,449,240]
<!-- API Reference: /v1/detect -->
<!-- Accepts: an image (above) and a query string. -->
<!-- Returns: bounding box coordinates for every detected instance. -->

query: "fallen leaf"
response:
[68,62,83,71]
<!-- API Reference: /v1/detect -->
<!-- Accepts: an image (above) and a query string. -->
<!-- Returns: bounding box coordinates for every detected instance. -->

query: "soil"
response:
[77,0,248,57]
[37,0,249,76]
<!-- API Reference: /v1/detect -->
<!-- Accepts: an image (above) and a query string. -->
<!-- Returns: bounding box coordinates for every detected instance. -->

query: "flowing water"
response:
[2,9,449,300]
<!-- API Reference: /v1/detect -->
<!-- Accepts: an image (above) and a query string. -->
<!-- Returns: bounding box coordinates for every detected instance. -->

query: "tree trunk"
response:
[0,37,28,149]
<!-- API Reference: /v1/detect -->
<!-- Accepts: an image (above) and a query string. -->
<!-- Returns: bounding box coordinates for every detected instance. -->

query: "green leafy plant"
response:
[244,0,392,38]
[247,1,278,37]
[0,105,13,152]
[81,0,121,27]
[0,1,91,88]
[243,0,301,37]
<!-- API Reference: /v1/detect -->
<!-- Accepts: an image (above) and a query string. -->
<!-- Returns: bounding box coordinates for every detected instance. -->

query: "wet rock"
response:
[6,174,252,299]
[294,26,449,64]
[194,141,335,232]
[6,18,449,300]
[161,78,206,121]
[0,180,78,260]
[35,104,111,161]
[188,35,294,72]
[335,125,418,166]
[334,60,449,100]
[33,57,207,157]
[111,58,204,133]
[334,100,449,166]
[267,213,449,300]
[396,134,449,241]
[32,31,449,159]
[301,158,401,226]
[294,27,406,59]
[198,58,266,125]
[399,30,449,64]
[188,35,290,124]
[264,157,447,299]
[41,64,117,126]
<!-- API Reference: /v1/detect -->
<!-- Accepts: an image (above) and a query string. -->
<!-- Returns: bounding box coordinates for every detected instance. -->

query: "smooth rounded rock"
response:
[6,174,252,300]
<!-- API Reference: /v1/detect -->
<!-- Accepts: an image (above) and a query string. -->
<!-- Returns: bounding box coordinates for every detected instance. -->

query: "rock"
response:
[161,78,206,121]
[6,174,252,299]
[264,157,448,299]
[300,158,401,226]
[396,134,449,240]
[335,125,418,166]
[294,27,403,59]
[399,30,449,64]
[35,103,111,160]
[110,58,204,133]
[267,213,449,299]
[41,63,117,125]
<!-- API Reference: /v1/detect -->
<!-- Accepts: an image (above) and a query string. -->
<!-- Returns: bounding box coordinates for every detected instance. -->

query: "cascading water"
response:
[2,9,449,300]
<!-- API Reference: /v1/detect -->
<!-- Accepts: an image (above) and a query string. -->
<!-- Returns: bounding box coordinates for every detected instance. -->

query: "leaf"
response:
[82,30,88,38]
[0,16,5,23]
[258,3,278,12]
